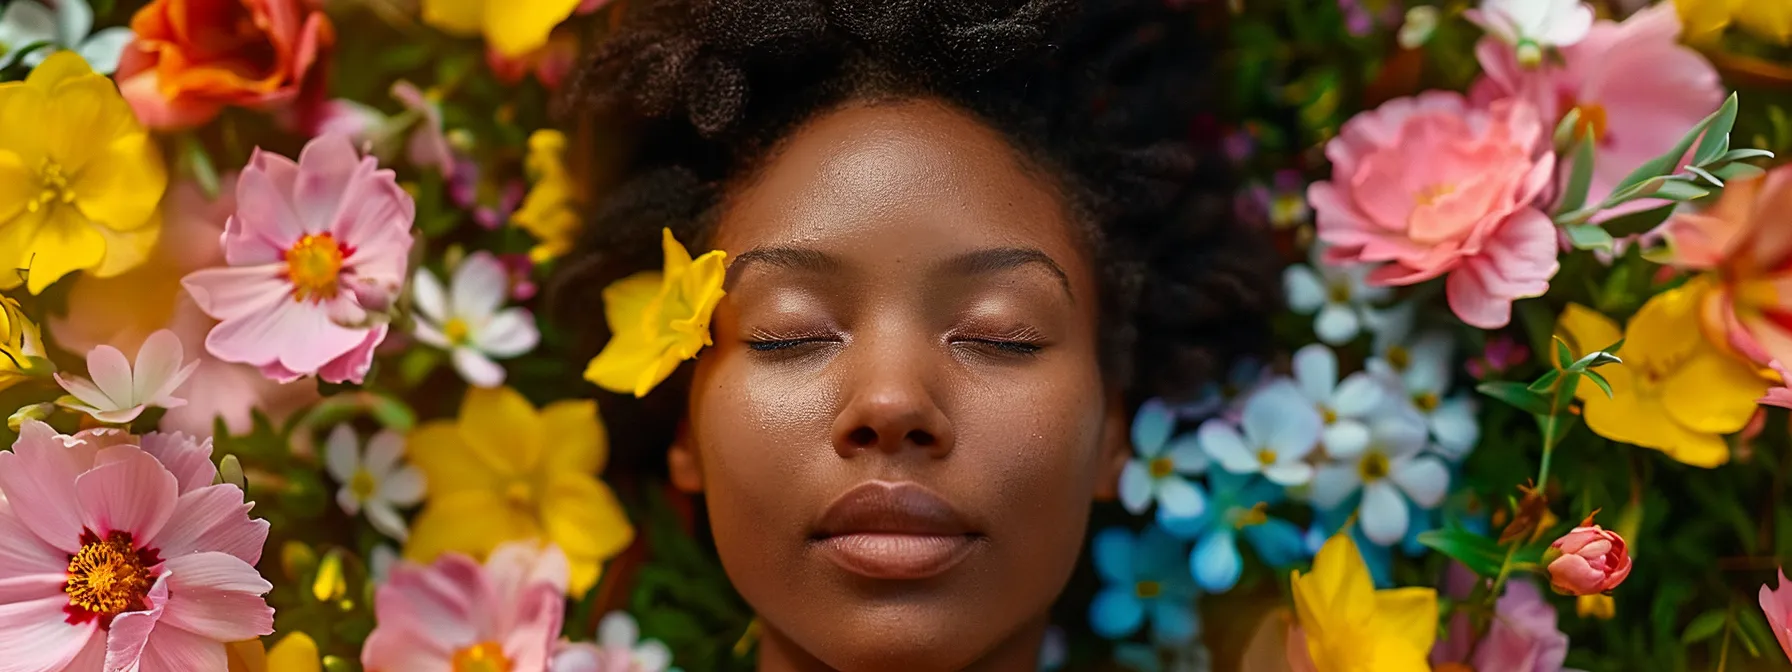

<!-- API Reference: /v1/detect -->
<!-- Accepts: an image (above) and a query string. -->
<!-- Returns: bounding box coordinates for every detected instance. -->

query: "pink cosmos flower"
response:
[1471,3,1722,217]
[181,134,416,385]
[1545,520,1632,596]
[0,421,272,671]
[1656,166,1792,367]
[1308,92,1558,329]
[362,541,568,672]
[1762,567,1792,663]
[55,329,198,424]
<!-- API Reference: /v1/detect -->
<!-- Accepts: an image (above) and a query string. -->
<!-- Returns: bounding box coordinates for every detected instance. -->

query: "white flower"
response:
[54,329,198,424]
[369,544,399,586]
[550,612,678,672]
[1470,0,1594,64]
[412,251,541,387]
[1291,343,1386,459]
[1199,380,1323,486]
[1119,399,1208,519]
[1369,330,1481,461]
[324,424,427,541]
[1308,415,1449,546]
[0,0,134,73]
[1284,248,1391,345]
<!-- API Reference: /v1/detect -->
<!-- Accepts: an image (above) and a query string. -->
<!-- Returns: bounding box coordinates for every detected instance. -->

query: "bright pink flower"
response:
[1308,92,1558,329]
[1545,519,1632,596]
[362,541,568,672]
[1473,580,1570,672]
[1471,3,1722,217]
[1762,568,1792,663]
[0,421,271,671]
[181,134,416,385]
[1656,166,1792,367]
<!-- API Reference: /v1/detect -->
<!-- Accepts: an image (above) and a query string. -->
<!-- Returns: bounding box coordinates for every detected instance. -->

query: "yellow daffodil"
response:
[405,386,632,596]
[1290,532,1438,671]
[422,0,582,59]
[0,52,165,294]
[585,228,726,398]
[511,129,583,263]
[1556,281,1766,468]
[0,294,50,391]
[1677,0,1792,44]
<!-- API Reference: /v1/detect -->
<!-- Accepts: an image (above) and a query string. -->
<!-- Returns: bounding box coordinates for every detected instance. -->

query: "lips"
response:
[810,481,981,580]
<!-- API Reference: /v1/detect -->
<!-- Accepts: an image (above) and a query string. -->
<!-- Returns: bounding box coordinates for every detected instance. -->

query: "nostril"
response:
[907,430,935,447]
[847,426,878,447]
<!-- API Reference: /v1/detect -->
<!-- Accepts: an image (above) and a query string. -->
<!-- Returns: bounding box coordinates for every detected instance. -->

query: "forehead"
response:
[712,99,1092,283]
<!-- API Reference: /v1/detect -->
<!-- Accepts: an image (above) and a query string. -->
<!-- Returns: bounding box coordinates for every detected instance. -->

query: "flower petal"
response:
[410,266,449,323]
[1360,481,1411,546]
[1249,382,1323,458]
[1284,264,1327,313]
[1130,398,1175,457]
[1390,455,1449,508]
[323,424,360,483]
[1117,460,1153,515]
[1331,373,1386,417]
[1322,420,1371,459]
[1164,434,1208,474]
[0,422,90,552]
[87,342,136,408]
[1156,476,1207,520]
[1427,396,1480,460]
[1292,344,1339,402]
[365,500,409,541]
[156,552,273,642]
[1197,420,1259,474]
[1263,461,1316,487]
[451,252,508,321]
[132,329,192,404]
[136,615,229,672]
[473,309,539,358]
[105,572,168,670]
[1088,587,1145,639]
[152,484,269,565]
[1149,600,1200,645]
[538,399,606,474]
[1308,461,1362,510]
[77,446,178,540]
[0,594,97,672]
[1191,528,1243,592]
[452,347,507,387]
[1314,303,1362,345]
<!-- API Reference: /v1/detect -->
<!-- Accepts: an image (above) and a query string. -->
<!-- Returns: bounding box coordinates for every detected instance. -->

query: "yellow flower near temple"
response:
[585,228,727,398]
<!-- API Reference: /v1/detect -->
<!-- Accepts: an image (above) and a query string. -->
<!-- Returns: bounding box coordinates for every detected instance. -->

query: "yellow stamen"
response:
[1147,456,1175,479]
[65,531,154,618]
[452,641,512,672]
[1415,182,1456,207]
[1359,452,1391,483]
[1385,345,1410,372]
[1134,580,1162,599]
[1234,502,1270,529]
[1257,449,1279,467]
[1412,392,1440,412]
[349,468,378,503]
[27,157,76,214]
[286,234,346,303]
[444,317,471,345]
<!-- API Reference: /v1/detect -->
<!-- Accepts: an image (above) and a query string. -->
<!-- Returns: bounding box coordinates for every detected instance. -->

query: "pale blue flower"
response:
[1171,358,1268,421]
[0,0,132,73]
[1159,470,1308,593]
[1199,380,1323,486]
[1368,330,1481,461]
[1089,526,1201,644]
[1283,247,1390,345]
[1308,413,1449,546]
[1119,399,1208,519]
[1290,343,1386,458]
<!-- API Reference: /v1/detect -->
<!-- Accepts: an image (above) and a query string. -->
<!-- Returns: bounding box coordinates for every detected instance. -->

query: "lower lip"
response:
[813,533,977,580]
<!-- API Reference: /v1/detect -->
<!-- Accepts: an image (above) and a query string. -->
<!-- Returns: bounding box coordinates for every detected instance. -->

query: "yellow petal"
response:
[538,399,607,474]
[585,329,663,397]
[405,490,536,563]
[24,206,104,293]
[0,150,28,225]
[1626,286,1705,370]
[226,639,269,672]
[541,474,634,595]
[483,0,582,57]
[460,386,543,473]
[660,227,694,279]
[265,633,321,672]
[1369,587,1438,652]
[73,133,166,232]
[406,421,502,497]
[1292,533,1376,643]
[674,249,728,349]
[1735,0,1792,43]
[1662,351,1767,434]
[1362,636,1434,672]
[1556,303,1623,368]
[45,74,142,175]
[25,51,97,89]
[0,82,50,171]
[1656,428,1732,468]
[420,0,486,36]
[567,557,602,599]
[88,212,160,279]
[602,270,664,338]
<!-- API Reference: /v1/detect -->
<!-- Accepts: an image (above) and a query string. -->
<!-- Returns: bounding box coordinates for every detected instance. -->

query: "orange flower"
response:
[113,0,335,130]
[1657,165,1792,367]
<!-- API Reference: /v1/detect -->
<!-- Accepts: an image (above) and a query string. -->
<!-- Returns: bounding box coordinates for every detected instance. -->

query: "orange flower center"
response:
[65,531,156,620]
[1257,449,1279,467]
[1148,456,1175,479]
[1567,103,1611,143]
[452,641,512,672]
[444,317,472,345]
[28,157,75,214]
[286,234,345,302]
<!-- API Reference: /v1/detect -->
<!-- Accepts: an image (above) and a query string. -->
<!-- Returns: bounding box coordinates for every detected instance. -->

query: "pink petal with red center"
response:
[0,422,94,553]
[137,432,217,495]
[181,265,291,324]
[155,553,273,642]
[136,619,228,672]
[292,134,365,233]
[77,446,179,541]
[0,594,101,672]
[152,484,270,565]
[105,572,170,670]
[315,325,387,385]
[0,499,68,581]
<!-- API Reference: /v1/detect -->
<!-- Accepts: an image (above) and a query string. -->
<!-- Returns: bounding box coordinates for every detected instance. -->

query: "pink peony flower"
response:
[0,421,272,671]
[1762,567,1792,663]
[362,541,568,672]
[54,329,199,424]
[1656,166,1792,367]
[1473,580,1571,672]
[1308,92,1558,329]
[181,134,416,385]
[1545,519,1632,596]
[1472,3,1722,217]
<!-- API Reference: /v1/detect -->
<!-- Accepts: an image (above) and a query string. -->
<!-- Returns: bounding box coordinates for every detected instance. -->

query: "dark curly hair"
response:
[550,0,1281,470]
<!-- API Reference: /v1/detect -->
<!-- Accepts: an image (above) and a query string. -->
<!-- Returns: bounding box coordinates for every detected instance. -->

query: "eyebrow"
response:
[725,244,1073,298]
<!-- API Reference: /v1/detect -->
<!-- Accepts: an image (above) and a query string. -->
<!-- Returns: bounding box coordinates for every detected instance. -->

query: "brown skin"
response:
[669,98,1129,671]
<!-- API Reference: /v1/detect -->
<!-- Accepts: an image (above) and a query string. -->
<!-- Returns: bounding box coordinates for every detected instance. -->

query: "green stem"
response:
[1537,415,1559,491]
[1484,542,1522,610]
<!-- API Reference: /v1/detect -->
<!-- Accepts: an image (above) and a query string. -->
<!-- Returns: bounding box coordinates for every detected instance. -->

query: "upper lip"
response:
[813,481,976,538]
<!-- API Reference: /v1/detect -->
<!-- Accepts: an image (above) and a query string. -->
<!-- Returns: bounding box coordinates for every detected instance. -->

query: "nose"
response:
[831,348,955,460]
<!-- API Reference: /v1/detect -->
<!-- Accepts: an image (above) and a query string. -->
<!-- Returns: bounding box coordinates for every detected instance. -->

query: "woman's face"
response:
[673,99,1125,671]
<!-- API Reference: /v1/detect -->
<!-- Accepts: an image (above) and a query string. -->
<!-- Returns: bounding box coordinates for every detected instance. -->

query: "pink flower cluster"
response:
[1310,3,1721,328]
[0,422,272,671]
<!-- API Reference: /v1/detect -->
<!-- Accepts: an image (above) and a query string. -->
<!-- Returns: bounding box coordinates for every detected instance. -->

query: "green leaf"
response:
[1553,371,1582,412]
[1713,162,1767,182]
[1736,604,1774,657]
[1685,164,1723,187]
[1556,135,1596,215]
[1553,336,1574,369]
[1526,369,1562,393]
[1537,412,1578,448]
[1692,93,1739,165]
[1552,108,1584,149]
[1715,148,1775,163]
[1653,180,1711,202]
[1611,97,1733,199]
[1581,369,1614,398]
[1567,348,1622,372]
[1478,381,1552,416]
[1600,204,1677,238]
[1416,527,1507,577]
[1563,224,1614,251]
[181,136,220,200]
[1680,609,1728,644]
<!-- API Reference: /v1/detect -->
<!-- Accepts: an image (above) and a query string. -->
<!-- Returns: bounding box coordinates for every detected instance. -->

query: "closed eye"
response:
[747,338,835,352]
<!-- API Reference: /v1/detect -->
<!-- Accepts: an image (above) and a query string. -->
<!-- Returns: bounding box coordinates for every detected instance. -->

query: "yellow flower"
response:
[1290,532,1437,671]
[0,52,166,294]
[1577,593,1616,620]
[405,386,632,596]
[1677,0,1792,44]
[510,130,583,263]
[584,228,726,398]
[421,0,581,59]
[1556,281,1766,468]
[0,294,50,391]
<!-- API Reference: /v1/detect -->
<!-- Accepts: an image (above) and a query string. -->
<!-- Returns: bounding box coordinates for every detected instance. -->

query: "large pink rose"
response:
[1308,92,1558,329]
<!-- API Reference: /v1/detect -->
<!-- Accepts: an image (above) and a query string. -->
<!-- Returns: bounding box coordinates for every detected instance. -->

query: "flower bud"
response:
[1546,517,1632,596]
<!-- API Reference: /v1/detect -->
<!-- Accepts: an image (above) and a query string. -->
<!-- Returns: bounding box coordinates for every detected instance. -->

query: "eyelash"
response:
[745,328,840,352]
[742,330,1047,356]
